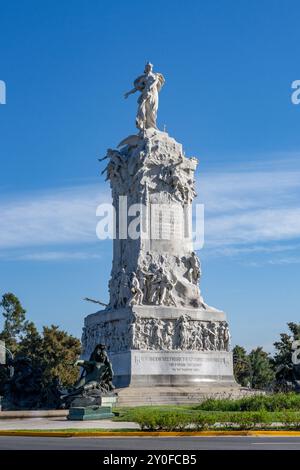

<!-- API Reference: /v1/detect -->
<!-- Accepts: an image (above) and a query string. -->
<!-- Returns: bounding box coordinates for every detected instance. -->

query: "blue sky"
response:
[0,0,300,351]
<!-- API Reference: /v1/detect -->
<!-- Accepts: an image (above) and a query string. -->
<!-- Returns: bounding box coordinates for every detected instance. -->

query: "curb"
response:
[1,430,300,438]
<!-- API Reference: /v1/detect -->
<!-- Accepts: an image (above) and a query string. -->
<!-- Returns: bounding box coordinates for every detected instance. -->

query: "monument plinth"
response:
[83,63,237,402]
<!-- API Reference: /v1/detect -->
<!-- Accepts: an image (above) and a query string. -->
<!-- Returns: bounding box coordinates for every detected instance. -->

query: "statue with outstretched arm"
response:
[124,62,165,131]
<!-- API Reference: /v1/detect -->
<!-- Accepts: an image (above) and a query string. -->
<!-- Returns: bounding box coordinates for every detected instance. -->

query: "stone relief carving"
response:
[82,315,231,356]
[109,250,204,310]
[103,129,197,206]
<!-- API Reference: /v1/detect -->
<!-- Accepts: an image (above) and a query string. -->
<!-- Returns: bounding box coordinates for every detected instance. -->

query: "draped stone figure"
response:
[124,62,165,130]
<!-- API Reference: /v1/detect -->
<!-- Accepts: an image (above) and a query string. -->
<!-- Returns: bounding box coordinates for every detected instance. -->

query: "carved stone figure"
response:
[129,272,144,306]
[175,315,190,350]
[118,268,131,307]
[189,252,201,283]
[201,323,214,350]
[218,323,225,351]
[143,319,153,350]
[208,322,217,350]
[130,315,144,350]
[153,268,174,306]
[153,319,164,349]
[103,149,126,184]
[124,62,165,130]
[162,321,173,350]
[223,322,231,352]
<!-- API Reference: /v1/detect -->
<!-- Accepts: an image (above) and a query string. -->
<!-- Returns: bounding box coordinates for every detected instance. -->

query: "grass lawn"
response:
[112,394,300,430]
[114,405,300,422]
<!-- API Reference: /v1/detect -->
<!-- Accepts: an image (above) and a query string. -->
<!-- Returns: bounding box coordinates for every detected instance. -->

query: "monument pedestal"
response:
[68,406,114,421]
[83,305,236,396]
[68,396,117,421]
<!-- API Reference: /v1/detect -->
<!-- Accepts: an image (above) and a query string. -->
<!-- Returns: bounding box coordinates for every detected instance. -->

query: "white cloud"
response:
[204,207,300,247]
[0,184,111,249]
[4,251,103,261]
[195,165,300,256]
[244,256,300,267]
[197,169,300,213]
[200,242,300,258]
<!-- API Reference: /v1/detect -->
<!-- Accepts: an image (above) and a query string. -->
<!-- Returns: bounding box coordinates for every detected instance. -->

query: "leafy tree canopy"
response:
[0,293,81,398]
[233,345,251,387]
[248,347,274,390]
[0,292,28,353]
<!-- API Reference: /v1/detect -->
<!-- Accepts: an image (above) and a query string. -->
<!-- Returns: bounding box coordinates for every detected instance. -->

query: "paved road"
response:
[1,436,300,450]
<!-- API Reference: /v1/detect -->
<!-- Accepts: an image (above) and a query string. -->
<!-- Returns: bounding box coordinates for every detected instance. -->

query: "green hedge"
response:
[133,409,300,431]
[196,393,300,412]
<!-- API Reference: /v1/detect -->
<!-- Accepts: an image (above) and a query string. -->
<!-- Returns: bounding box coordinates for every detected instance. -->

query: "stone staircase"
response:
[115,386,261,407]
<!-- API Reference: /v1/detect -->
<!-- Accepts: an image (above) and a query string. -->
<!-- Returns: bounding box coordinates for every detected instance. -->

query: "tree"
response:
[233,345,275,390]
[248,347,274,390]
[232,345,251,387]
[0,293,27,353]
[38,325,81,388]
[0,292,82,407]
[17,324,81,389]
[17,321,43,367]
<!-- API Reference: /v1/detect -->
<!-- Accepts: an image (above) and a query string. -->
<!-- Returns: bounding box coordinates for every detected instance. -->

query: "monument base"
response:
[83,305,236,393]
[111,350,235,388]
[68,396,117,420]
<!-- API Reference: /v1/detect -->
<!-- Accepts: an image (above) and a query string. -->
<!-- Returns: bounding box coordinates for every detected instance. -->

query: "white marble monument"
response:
[82,63,236,391]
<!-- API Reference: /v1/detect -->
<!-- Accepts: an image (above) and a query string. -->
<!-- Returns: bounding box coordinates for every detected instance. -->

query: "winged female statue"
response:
[124,62,165,131]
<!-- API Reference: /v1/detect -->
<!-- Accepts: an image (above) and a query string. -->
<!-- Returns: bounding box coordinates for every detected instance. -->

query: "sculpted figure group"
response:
[102,138,197,206]
[109,251,203,310]
[130,315,231,352]
[82,315,231,356]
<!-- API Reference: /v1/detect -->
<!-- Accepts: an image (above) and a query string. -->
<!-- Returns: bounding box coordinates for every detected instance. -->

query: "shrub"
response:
[196,393,300,412]
[128,408,300,431]
[132,410,192,431]
[280,411,300,430]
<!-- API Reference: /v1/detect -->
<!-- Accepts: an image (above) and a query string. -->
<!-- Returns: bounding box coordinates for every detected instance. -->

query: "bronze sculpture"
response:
[61,344,116,408]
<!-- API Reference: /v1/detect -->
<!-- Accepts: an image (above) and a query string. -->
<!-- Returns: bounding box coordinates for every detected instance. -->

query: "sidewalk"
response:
[0,417,139,430]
